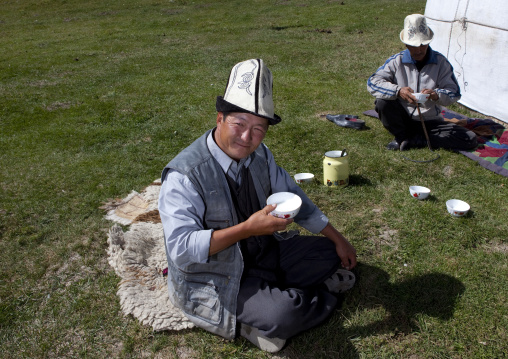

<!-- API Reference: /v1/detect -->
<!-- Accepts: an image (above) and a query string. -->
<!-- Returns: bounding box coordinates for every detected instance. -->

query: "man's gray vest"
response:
[161,129,271,339]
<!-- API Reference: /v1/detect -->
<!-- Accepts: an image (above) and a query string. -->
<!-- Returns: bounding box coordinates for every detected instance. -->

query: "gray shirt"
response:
[159,131,329,268]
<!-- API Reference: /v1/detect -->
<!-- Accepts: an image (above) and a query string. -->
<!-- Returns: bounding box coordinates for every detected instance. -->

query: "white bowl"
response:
[414,92,430,104]
[446,199,470,217]
[294,173,314,184]
[266,192,302,219]
[409,185,431,200]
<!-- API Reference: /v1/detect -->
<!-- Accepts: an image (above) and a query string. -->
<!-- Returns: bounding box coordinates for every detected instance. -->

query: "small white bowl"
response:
[294,173,314,184]
[409,186,431,200]
[446,199,470,217]
[266,192,302,219]
[414,92,430,104]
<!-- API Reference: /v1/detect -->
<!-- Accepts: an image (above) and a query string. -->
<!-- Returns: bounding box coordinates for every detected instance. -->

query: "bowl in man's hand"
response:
[413,93,430,104]
[267,192,302,219]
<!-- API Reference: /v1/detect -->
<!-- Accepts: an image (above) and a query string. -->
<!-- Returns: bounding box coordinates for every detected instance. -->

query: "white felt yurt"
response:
[425,0,508,124]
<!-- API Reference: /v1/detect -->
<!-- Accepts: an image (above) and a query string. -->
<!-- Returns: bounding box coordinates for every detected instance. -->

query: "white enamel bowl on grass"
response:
[446,199,470,217]
[266,192,302,219]
[294,173,314,184]
[409,185,431,200]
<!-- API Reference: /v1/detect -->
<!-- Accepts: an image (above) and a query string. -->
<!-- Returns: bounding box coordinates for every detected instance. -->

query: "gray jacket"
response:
[161,129,271,339]
[367,47,461,120]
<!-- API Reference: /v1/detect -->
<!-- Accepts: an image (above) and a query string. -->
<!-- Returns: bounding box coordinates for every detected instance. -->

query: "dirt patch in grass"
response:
[45,101,77,111]
[154,346,199,359]
[370,226,399,253]
[483,241,508,254]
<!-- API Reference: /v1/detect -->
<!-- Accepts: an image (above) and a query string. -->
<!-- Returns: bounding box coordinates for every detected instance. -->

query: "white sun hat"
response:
[400,14,434,47]
[216,58,281,125]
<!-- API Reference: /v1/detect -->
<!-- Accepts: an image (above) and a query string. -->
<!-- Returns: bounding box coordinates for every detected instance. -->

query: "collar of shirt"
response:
[401,46,437,65]
[207,130,252,184]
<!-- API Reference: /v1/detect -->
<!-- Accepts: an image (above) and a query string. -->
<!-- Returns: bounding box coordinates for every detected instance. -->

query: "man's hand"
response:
[421,88,438,101]
[209,204,292,255]
[244,204,294,236]
[333,237,357,270]
[320,223,357,270]
[398,86,418,104]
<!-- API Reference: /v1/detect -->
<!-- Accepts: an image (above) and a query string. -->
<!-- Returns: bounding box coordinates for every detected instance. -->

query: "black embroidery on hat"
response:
[254,59,261,113]
[419,23,428,36]
[408,25,416,40]
[224,63,240,99]
[237,60,257,96]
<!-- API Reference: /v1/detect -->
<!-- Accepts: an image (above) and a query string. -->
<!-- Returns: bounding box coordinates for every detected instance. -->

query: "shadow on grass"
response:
[285,263,465,358]
[348,174,373,187]
[350,263,466,333]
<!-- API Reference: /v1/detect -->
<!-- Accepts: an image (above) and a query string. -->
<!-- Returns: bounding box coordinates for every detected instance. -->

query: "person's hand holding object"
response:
[244,204,293,236]
[421,88,438,101]
[398,86,418,104]
[209,204,292,255]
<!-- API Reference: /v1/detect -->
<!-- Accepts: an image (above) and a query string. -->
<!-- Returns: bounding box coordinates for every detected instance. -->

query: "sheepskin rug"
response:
[103,180,194,331]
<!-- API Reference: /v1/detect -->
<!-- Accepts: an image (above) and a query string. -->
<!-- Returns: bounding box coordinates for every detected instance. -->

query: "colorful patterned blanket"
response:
[441,109,508,177]
[363,108,508,177]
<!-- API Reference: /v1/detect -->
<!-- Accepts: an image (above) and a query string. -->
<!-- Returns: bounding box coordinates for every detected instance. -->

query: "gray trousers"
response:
[236,235,341,340]
[375,99,477,150]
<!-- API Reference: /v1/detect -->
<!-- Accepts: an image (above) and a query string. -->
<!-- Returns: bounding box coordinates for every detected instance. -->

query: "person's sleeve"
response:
[367,55,401,100]
[264,144,329,234]
[158,170,212,267]
[434,59,462,106]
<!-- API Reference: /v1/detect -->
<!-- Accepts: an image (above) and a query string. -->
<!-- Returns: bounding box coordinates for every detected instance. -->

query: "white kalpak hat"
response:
[400,14,434,47]
[216,59,281,125]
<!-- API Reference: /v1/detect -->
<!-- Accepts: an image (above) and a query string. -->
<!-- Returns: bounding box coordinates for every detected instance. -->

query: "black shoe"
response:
[326,114,365,130]
[400,139,410,151]
[386,139,401,150]
[410,134,428,148]
[400,135,427,151]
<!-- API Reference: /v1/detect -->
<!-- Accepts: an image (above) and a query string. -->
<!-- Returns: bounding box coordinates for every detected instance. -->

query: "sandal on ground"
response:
[326,114,365,130]
[323,269,356,294]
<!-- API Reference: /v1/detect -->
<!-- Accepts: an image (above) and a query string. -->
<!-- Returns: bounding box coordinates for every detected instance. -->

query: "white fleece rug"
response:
[103,180,194,331]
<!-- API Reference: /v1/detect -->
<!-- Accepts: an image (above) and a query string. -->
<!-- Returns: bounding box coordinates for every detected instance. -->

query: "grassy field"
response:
[1,0,507,358]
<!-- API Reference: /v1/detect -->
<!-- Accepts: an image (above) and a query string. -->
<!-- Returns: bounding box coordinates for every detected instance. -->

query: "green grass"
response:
[1,0,507,358]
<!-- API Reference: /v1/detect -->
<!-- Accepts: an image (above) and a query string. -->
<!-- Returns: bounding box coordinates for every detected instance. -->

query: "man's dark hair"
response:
[221,112,231,122]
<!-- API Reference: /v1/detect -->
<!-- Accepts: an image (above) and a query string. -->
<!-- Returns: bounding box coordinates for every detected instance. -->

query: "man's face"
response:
[406,44,429,62]
[215,112,269,161]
